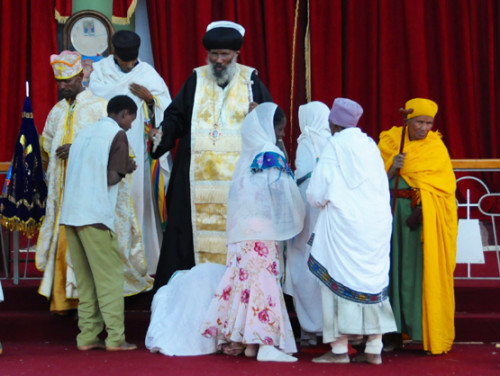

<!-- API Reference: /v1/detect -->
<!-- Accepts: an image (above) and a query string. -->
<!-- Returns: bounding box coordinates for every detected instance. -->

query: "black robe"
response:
[151,70,272,289]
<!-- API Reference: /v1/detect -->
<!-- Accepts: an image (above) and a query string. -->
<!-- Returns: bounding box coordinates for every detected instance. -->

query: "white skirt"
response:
[321,284,397,343]
[145,263,226,356]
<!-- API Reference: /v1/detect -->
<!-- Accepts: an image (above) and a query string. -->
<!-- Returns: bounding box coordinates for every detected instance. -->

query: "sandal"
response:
[219,342,245,356]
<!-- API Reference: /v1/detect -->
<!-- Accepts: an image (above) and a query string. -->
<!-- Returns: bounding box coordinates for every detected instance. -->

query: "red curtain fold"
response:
[112,0,137,24]
[0,0,57,164]
[0,1,28,165]
[54,0,72,23]
[30,1,59,135]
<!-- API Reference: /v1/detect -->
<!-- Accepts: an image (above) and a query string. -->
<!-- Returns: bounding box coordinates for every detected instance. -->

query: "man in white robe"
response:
[89,30,172,274]
[36,51,153,313]
[306,98,396,365]
[36,51,109,312]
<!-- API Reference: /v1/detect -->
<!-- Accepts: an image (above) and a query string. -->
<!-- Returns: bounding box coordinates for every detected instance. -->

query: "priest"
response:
[149,21,273,289]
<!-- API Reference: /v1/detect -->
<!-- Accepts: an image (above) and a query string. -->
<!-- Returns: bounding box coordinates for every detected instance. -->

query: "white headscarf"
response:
[297,101,331,157]
[295,101,331,179]
[226,103,305,243]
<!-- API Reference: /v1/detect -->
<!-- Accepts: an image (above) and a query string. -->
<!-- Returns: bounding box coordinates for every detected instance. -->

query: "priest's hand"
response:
[56,143,71,160]
[148,128,161,142]
[130,83,154,105]
[248,101,258,112]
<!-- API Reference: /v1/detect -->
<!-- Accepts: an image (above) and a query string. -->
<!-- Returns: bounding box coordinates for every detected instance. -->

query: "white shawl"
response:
[295,101,332,179]
[306,128,392,293]
[89,56,172,273]
[226,103,305,243]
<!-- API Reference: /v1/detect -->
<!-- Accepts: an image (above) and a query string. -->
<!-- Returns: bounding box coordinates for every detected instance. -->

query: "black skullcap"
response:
[202,21,245,51]
[112,30,141,61]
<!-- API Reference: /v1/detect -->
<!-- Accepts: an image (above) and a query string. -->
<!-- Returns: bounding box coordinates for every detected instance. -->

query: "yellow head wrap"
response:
[405,98,438,120]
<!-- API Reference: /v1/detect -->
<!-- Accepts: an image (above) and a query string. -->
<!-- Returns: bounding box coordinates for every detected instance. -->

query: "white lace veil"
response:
[226,102,305,243]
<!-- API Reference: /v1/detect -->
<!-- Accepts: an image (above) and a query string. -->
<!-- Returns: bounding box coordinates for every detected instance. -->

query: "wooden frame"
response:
[62,10,114,56]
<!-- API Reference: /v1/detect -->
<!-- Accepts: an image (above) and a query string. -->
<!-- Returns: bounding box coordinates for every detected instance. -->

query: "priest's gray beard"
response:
[207,55,238,86]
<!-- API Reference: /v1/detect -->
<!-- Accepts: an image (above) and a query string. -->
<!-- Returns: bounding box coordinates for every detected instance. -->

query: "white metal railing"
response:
[1,160,500,283]
[453,159,500,280]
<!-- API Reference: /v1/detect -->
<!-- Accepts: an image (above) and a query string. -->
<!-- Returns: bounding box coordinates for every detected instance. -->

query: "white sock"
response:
[365,334,383,354]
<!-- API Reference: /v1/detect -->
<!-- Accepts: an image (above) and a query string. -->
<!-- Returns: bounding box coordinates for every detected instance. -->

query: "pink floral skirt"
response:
[200,241,297,353]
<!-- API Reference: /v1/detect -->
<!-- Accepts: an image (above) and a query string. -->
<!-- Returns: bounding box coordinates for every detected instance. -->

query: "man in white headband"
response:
[148,20,273,290]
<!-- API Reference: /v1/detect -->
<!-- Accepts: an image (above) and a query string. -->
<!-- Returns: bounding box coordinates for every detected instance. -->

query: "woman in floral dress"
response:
[201,103,305,362]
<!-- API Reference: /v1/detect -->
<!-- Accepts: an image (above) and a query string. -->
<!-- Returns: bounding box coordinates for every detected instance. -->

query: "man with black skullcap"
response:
[148,20,273,289]
[90,30,172,275]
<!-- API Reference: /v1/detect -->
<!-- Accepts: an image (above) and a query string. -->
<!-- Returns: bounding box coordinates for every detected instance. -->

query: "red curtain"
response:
[1,1,497,165]
[0,0,57,164]
[147,0,499,162]
[0,1,28,165]
[54,0,72,22]
[309,0,499,160]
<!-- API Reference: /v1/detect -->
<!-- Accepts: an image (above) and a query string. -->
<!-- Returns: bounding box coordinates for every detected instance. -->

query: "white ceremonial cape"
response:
[306,127,392,294]
[283,101,331,333]
[89,56,172,273]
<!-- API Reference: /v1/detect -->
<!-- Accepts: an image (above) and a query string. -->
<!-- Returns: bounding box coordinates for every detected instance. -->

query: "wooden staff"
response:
[391,107,414,214]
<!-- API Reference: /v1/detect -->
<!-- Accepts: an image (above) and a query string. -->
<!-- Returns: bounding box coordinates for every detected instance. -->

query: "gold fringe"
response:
[198,252,227,266]
[194,185,230,204]
[54,9,70,24]
[0,215,44,239]
[111,0,138,25]
[195,203,227,232]
[196,234,227,254]
[305,0,311,103]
